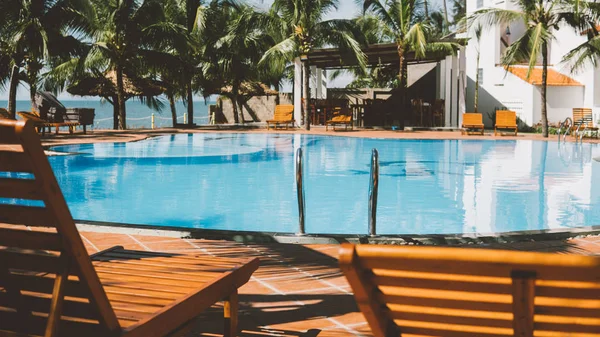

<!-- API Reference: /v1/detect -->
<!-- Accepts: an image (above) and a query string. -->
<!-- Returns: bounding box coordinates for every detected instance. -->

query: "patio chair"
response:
[461,113,484,135]
[266,104,294,130]
[571,108,598,138]
[17,110,82,135]
[0,119,260,337]
[339,244,600,337]
[325,114,353,131]
[495,110,518,136]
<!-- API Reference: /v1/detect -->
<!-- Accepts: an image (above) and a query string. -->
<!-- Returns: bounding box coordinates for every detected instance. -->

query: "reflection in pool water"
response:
[47,134,600,235]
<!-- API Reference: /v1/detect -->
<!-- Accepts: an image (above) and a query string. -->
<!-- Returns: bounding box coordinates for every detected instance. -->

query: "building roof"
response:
[308,40,465,69]
[507,67,582,86]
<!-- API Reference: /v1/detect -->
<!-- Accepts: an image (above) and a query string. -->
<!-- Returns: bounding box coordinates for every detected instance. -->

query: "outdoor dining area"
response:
[303,96,445,128]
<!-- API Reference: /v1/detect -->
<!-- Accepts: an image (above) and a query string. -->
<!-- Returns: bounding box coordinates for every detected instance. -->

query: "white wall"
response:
[532,86,585,125]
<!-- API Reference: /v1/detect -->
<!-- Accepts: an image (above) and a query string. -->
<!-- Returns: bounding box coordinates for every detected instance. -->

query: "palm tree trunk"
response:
[541,42,549,138]
[231,92,239,124]
[116,66,127,130]
[398,44,408,128]
[29,82,37,114]
[186,82,194,126]
[474,51,480,113]
[442,0,449,34]
[8,65,19,119]
[112,97,119,130]
[424,0,429,18]
[168,93,178,127]
[303,60,311,131]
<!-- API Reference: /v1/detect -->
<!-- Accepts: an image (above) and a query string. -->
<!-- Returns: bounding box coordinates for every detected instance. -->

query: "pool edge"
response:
[75,220,600,245]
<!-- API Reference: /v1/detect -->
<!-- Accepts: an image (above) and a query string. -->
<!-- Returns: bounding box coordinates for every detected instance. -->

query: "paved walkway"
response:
[79,231,600,337]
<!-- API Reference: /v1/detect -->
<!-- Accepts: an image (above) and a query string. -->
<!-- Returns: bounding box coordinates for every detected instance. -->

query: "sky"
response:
[1,0,444,101]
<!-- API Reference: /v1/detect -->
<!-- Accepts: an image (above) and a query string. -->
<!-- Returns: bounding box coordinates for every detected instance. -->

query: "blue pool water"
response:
[47,134,600,235]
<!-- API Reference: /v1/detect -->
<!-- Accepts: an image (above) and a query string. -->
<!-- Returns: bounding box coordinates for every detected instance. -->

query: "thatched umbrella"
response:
[67,71,166,129]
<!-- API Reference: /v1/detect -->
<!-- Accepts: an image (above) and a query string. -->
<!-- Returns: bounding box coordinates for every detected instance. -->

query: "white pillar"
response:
[310,65,318,98]
[316,68,323,99]
[321,69,327,99]
[458,47,467,127]
[293,57,302,126]
[444,55,452,127]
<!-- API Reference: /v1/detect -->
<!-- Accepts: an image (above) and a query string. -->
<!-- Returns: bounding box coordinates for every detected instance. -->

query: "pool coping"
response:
[75,220,600,245]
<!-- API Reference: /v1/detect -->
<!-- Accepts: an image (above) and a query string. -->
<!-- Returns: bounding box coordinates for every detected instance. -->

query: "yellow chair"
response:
[266,104,294,130]
[0,119,259,337]
[325,114,353,131]
[461,113,484,135]
[495,110,518,136]
[571,108,598,138]
[340,243,600,337]
[17,110,81,135]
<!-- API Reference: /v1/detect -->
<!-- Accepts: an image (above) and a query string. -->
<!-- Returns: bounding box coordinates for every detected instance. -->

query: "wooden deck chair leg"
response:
[223,290,238,337]
[45,254,70,337]
[511,270,536,337]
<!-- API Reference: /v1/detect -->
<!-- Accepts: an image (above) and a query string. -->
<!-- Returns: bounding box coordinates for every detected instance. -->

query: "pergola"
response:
[292,40,467,128]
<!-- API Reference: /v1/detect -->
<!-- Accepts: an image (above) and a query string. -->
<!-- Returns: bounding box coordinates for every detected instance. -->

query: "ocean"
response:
[0,99,214,129]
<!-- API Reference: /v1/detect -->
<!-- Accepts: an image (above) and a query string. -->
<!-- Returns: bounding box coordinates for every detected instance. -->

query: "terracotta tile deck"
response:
[33,127,600,335]
[79,230,600,337]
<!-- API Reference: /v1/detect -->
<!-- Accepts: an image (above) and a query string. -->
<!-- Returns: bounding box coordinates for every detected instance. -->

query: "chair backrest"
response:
[462,113,483,125]
[573,108,594,127]
[339,244,600,337]
[17,110,46,123]
[273,105,293,121]
[496,110,517,126]
[0,119,120,336]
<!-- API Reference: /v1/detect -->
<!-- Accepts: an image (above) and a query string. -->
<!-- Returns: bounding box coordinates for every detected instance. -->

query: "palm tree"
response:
[80,0,186,129]
[260,0,367,130]
[361,0,459,124]
[472,23,482,113]
[469,0,594,137]
[0,0,92,118]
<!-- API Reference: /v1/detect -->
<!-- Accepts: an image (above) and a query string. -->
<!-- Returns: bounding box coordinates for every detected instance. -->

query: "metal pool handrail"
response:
[296,148,305,235]
[558,117,572,142]
[368,149,379,236]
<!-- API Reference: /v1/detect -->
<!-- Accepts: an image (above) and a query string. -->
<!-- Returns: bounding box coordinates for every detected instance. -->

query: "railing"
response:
[558,117,573,142]
[296,148,305,235]
[295,147,380,236]
[93,113,210,130]
[368,149,379,236]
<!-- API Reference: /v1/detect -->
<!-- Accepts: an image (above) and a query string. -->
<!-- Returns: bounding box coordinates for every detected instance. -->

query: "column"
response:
[293,57,302,126]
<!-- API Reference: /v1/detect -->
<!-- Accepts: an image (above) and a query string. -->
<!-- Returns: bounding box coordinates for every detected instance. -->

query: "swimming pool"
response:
[48,134,600,235]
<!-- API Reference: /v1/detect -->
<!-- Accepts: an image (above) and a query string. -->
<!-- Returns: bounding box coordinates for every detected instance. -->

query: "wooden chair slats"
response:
[0,205,57,227]
[461,113,484,135]
[0,150,34,173]
[0,178,42,200]
[0,119,260,337]
[0,228,63,251]
[495,110,518,136]
[340,244,600,337]
[267,105,294,130]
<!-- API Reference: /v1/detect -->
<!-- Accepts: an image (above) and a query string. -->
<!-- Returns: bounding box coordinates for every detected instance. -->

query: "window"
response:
[477,69,484,85]
[477,0,483,8]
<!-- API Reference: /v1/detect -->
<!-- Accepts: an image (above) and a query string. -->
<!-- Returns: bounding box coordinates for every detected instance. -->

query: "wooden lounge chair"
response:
[495,110,518,136]
[325,114,353,131]
[571,108,598,138]
[17,110,82,135]
[266,104,294,130]
[461,113,484,135]
[0,119,260,337]
[340,244,600,337]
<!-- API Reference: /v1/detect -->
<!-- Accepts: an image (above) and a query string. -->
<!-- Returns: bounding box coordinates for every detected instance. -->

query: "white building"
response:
[465,0,598,127]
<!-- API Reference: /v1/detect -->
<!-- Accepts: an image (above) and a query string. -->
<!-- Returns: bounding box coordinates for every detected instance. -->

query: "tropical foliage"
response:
[1,0,465,129]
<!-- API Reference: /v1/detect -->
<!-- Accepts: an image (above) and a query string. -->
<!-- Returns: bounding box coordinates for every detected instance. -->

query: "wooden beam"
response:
[45,254,70,337]
[511,270,536,337]
[223,290,238,337]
